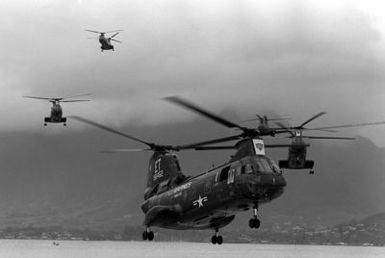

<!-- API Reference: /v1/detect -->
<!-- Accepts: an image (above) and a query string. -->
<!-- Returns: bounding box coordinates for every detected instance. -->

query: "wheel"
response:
[211,235,217,244]
[142,231,147,240]
[249,218,261,229]
[217,235,223,245]
[63,123,67,126]
[44,123,47,126]
[254,219,261,228]
[309,170,314,175]
[248,218,254,228]
[147,231,154,241]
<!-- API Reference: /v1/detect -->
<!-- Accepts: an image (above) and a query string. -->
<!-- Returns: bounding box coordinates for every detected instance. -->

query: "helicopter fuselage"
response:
[141,154,286,230]
[279,135,314,170]
[99,35,114,51]
[44,103,66,124]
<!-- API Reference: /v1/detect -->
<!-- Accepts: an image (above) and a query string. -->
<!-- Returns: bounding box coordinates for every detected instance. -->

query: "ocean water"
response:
[0,240,384,258]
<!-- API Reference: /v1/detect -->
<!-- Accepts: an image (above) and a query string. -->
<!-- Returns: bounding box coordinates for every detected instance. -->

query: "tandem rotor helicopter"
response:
[70,97,385,245]
[272,114,385,174]
[24,94,91,126]
[85,29,123,52]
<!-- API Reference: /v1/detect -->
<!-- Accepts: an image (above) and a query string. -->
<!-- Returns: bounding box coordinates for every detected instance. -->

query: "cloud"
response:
[1,0,385,144]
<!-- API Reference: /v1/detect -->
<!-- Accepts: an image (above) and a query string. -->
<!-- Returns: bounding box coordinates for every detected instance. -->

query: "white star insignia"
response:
[193,195,208,208]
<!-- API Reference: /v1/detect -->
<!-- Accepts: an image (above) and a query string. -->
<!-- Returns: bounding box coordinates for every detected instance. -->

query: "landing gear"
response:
[142,227,154,241]
[249,204,261,229]
[309,170,315,175]
[63,123,67,126]
[249,218,260,229]
[211,228,223,245]
[44,123,47,126]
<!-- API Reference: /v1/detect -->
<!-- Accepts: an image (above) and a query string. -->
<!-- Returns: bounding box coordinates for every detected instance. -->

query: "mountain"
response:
[0,116,384,232]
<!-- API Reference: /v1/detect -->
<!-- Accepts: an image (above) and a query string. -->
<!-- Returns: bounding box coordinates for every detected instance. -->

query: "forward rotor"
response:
[85,29,123,35]
[69,116,215,152]
[23,93,91,104]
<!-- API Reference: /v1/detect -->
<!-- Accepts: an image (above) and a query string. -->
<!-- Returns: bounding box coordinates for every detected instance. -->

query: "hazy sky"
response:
[1,0,385,145]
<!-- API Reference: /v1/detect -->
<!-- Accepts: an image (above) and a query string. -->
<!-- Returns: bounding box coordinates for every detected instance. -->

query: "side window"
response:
[218,166,230,182]
[227,169,235,184]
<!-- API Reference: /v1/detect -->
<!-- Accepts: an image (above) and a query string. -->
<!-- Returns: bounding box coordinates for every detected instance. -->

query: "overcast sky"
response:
[1,0,385,145]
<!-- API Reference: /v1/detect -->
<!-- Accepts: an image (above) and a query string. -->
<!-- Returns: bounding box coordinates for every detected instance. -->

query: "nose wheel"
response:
[211,228,223,245]
[142,227,154,241]
[249,205,261,229]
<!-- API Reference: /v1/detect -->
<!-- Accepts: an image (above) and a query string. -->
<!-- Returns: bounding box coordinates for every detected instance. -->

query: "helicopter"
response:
[68,97,298,245]
[24,94,91,126]
[85,29,122,52]
[275,114,385,174]
[69,97,385,245]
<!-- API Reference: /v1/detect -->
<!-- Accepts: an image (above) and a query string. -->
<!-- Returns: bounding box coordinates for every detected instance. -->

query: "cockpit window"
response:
[256,158,274,173]
[269,160,281,173]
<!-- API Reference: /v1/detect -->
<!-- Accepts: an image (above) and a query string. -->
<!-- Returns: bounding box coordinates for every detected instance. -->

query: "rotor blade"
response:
[265,144,310,148]
[303,128,337,133]
[23,96,52,100]
[178,135,242,148]
[310,121,385,130]
[63,93,92,100]
[85,29,101,34]
[275,122,295,137]
[303,136,356,140]
[299,112,327,128]
[110,32,120,38]
[242,118,260,122]
[165,96,245,130]
[61,100,91,103]
[111,39,122,43]
[101,148,152,153]
[69,116,153,147]
[105,30,123,34]
[256,114,264,120]
[194,146,236,151]
[268,117,291,121]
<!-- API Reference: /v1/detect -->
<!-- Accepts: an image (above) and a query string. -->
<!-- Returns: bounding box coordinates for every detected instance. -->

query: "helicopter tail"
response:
[144,152,187,200]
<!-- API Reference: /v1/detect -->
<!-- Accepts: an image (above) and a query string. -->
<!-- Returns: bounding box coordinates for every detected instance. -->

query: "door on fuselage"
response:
[215,165,236,201]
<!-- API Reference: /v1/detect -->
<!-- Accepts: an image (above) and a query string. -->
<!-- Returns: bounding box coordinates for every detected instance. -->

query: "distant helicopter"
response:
[243,114,290,136]
[275,114,385,174]
[85,29,122,52]
[24,94,91,126]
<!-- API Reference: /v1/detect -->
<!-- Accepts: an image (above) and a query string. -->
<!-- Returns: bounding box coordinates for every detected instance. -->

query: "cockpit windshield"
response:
[254,157,279,173]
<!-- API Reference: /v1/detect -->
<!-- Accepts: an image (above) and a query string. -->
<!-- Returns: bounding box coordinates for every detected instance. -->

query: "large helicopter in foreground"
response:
[69,96,363,245]
[24,94,91,126]
[85,29,122,52]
